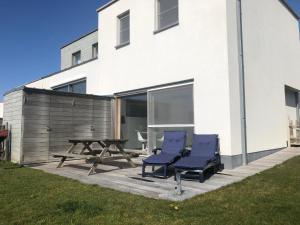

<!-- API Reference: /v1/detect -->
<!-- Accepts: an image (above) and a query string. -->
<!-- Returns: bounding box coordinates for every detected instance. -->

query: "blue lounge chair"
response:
[142,131,187,178]
[174,134,222,183]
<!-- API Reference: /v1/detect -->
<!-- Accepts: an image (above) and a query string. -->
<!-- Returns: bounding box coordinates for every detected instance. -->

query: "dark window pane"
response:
[119,12,130,44]
[71,81,86,94]
[54,85,69,93]
[72,51,81,65]
[92,43,98,58]
[159,0,178,12]
[53,80,86,94]
[158,0,178,29]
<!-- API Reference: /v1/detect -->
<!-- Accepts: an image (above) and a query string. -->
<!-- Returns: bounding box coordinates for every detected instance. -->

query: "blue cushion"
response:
[161,131,187,155]
[190,134,218,158]
[174,156,215,170]
[143,153,179,165]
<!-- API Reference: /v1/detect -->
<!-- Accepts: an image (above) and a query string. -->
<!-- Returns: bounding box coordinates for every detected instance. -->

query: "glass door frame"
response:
[115,92,148,150]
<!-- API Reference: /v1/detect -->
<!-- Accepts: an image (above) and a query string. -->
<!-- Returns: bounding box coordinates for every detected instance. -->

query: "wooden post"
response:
[115,98,121,139]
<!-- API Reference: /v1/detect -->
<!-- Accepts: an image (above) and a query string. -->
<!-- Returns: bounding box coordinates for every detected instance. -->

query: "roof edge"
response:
[96,0,299,20]
[279,0,300,20]
[4,86,114,100]
[97,0,119,13]
[60,28,98,49]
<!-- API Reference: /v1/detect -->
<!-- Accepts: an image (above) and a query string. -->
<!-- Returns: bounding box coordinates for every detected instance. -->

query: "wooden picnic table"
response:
[53,138,137,175]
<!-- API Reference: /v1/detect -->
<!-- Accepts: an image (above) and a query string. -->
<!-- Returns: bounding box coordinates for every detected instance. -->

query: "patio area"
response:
[30,147,300,201]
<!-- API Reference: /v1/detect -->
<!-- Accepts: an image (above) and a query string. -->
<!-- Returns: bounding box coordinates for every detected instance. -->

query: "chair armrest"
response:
[152,148,162,155]
[181,149,191,157]
[215,152,221,163]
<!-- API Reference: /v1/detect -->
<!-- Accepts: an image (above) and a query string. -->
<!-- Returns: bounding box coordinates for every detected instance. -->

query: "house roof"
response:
[96,0,300,20]
[60,28,98,49]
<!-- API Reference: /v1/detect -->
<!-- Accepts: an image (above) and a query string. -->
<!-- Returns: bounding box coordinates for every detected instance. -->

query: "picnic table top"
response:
[68,139,128,144]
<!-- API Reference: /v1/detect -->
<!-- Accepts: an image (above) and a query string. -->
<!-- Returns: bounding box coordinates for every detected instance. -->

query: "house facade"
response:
[21,0,300,168]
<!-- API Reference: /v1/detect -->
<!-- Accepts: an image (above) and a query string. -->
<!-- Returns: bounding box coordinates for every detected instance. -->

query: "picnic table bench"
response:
[53,139,137,175]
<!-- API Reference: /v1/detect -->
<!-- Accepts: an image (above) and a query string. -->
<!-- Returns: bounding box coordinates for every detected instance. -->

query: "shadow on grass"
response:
[0,161,23,169]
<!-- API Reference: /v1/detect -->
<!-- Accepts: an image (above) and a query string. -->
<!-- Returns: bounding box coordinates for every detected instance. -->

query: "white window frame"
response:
[116,10,130,49]
[147,82,194,150]
[155,0,179,33]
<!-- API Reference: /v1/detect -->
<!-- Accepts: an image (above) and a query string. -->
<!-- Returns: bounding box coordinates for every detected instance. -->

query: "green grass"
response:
[1,157,300,225]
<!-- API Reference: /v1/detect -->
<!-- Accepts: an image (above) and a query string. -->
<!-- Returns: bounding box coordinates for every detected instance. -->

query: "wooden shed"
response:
[3,87,114,164]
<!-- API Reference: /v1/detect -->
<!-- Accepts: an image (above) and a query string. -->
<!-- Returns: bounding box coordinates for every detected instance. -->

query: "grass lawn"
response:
[0,158,300,225]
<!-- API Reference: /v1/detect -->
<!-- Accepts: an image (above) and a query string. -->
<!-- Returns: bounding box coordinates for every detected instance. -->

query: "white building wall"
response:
[240,0,300,153]
[97,0,233,156]
[226,0,244,157]
[26,60,100,95]
[0,103,3,118]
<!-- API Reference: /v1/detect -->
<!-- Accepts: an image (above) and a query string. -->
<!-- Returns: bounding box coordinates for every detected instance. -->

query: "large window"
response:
[148,84,194,125]
[117,11,130,47]
[53,79,86,94]
[156,0,179,31]
[148,84,194,149]
[72,51,81,66]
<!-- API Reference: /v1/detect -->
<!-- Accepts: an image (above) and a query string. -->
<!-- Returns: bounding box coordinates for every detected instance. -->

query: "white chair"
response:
[157,135,164,142]
[137,131,147,150]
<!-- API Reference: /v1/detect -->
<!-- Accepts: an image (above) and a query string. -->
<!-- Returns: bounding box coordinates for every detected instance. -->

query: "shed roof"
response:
[4,86,113,100]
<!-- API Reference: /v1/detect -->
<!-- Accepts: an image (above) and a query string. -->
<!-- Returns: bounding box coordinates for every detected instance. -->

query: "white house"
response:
[17,0,300,168]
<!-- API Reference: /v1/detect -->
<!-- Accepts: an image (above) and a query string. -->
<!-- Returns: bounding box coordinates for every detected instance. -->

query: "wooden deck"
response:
[30,148,300,201]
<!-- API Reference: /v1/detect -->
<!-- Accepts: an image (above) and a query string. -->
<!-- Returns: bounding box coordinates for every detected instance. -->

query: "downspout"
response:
[237,0,248,165]
[297,92,300,127]
[297,92,300,144]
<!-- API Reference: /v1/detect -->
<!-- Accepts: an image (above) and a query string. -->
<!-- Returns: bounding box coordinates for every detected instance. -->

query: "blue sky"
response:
[0,0,299,101]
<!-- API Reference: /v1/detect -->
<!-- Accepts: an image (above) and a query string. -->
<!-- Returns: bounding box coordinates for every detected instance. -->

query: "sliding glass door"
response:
[120,94,148,150]
[148,84,194,150]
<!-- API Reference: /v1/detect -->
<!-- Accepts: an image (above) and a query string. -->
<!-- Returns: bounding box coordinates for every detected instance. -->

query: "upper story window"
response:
[72,51,81,66]
[116,11,130,48]
[53,79,86,94]
[156,0,179,32]
[92,43,98,58]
